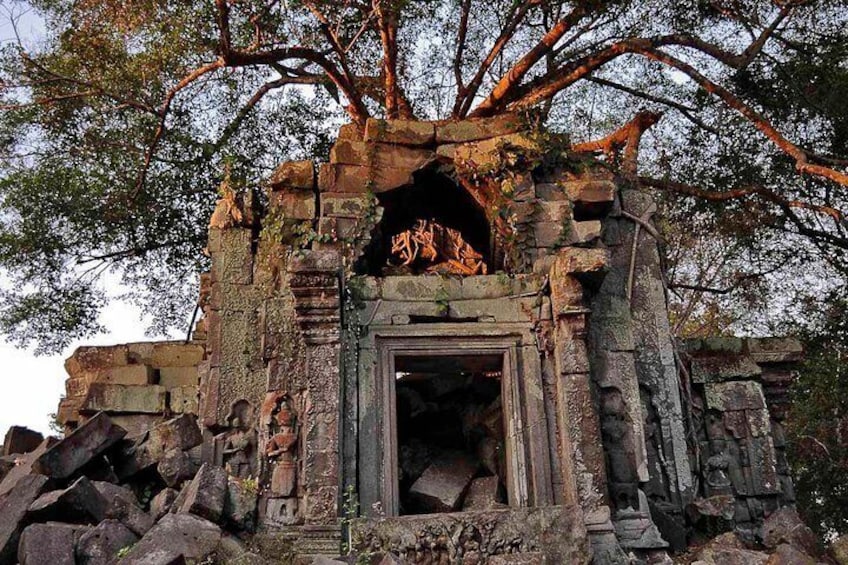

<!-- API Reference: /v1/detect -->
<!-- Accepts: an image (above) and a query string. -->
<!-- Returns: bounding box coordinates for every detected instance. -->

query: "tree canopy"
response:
[1,0,847,351]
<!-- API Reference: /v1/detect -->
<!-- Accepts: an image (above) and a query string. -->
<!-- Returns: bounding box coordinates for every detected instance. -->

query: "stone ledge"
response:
[364,118,435,146]
[435,113,526,144]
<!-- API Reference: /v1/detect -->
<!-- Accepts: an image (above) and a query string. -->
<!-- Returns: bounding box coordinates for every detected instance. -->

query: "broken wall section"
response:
[56,341,206,437]
[684,337,802,541]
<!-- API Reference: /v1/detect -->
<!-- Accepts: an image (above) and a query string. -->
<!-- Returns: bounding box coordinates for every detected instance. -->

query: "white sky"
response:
[0,298,164,436]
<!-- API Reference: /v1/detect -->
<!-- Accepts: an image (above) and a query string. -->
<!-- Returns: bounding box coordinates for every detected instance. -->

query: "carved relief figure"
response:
[219,399,258,478]
[262,391,300,497]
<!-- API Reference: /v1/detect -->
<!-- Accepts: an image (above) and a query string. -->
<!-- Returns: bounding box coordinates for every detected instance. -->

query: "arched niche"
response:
[356,170,494,276]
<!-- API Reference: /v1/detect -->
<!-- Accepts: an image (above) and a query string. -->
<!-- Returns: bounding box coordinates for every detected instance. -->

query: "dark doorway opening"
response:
[394,354,508,515]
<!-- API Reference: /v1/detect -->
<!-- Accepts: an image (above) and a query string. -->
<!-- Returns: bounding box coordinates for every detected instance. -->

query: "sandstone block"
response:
[338,123,363,141]
[159,366,198,388]
[330,140,435,171]
[271,190,316,220]
[705,381,766,411]
[33,413,126,479]
[535,200,572,224]
[364,118,435,146]
[747,338,804,363]
[150,488,180,520]
[151,343,205,368]
[831,534,848,565]
[18,522,86,565]
[102,365,155,385]
[0,474,50,563]
[158,448,198,488]
[320,193,372,218]
[761,508,820,557]
[2,426,43,456]
[408,450,478,512]
[117,513,222,564]
[178,462,228,523]
[381,275,462,302]
[76,519,139,565]
[318,163,414,193]
[269,160,315,190]
[692,355,762,383]
[66,345,129,375]
[453,133,540,169]
[28,477,109,524]
[169,386,199,414]
[0,438,57,497]
[461,476,502,511]
[563,180,616,203]
[81,384,167,414]
[436,114,525,143]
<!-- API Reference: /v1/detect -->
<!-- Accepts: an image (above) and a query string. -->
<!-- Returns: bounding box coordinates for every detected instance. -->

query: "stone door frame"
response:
[370,327,548,516]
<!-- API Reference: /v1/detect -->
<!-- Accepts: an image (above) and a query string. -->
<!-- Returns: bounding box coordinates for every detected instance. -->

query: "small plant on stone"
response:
[340,485,360,554]
[242,475,259,494]
[116,544,134,559]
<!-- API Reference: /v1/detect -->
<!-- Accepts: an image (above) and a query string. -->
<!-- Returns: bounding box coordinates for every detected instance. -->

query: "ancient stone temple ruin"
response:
[13,114,808,564]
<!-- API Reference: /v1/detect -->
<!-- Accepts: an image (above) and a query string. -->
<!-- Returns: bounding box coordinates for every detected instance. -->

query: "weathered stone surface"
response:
[318,163,414,193]
[436,114,525,143]
[77,519,139,565]
[766,543,817,565]
[0,438,57,496]
[81,383,167,414]
[158,366,198,388]
[381,275,462,302]
[693,532,768,565]
[310,557,346,565]
[487,553,544,564]
[705,381,767,411]
[0,474,50,563]
[169,385,199,414]
[686,495,735,534]
[453,133,540,169]
[28,476,109,524]
[2,426,44,456]
[461,476,502,511]
[330,140,435,171]
[272,190,316,220]
[269,160,315,190]
[18,522,87,565]
[761,508,819,557]
[33,413,126,479]
[830,534,848,565]
[117,513,222,564]
[146,414,204,459]
[224,478,258,532]
[352,506,590,564]
[178,462,228,522]
[692,355,762,383]
[102,365,155,386]
[747,338,804,364]
[320,193,371,219]
[408,450,478,512]
[158,448,199,487]
[150,488,180,520]
[91,482,154,536]
[364,118,435,146]
[563,180,617,204]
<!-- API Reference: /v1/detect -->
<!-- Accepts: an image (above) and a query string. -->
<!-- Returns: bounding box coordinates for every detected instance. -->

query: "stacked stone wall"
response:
[57,341,205,437]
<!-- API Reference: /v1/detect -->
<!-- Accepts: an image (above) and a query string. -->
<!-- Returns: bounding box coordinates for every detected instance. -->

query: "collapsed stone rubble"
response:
[1,114,843,564]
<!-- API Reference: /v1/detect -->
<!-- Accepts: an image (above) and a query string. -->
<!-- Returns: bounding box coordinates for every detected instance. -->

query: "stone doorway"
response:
[394,354,508,515]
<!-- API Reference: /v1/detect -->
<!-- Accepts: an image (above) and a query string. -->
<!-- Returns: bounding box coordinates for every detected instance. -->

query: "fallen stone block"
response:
[113,414,202,480]
[2,426,44,457]
[0,474,50,563]
[116,513,221,564]
[487,553,545,564]
[694,532,768,565]
[157,448,198,488]
[92,481,155,537]
[150,488,179,520]
[767,543,816,565]
[28,476,109,524]
[686,495,735,534]
[33,412,126,479]
[76,519,139,565]
[80,383,167,414]
[224,478,258,532]
[18,522,90,565]
[0,455,14,482]
[461,476,502,511]
[0,438,58,497]
[408,450,479,512]
[761,507,820,557]
[177,463,228,523]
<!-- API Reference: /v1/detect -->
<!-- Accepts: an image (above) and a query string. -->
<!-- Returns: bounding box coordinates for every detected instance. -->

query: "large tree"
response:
[1,0,847,351]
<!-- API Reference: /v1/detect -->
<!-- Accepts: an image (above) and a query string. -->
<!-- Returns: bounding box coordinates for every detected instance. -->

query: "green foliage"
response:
[785,290,848,538]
